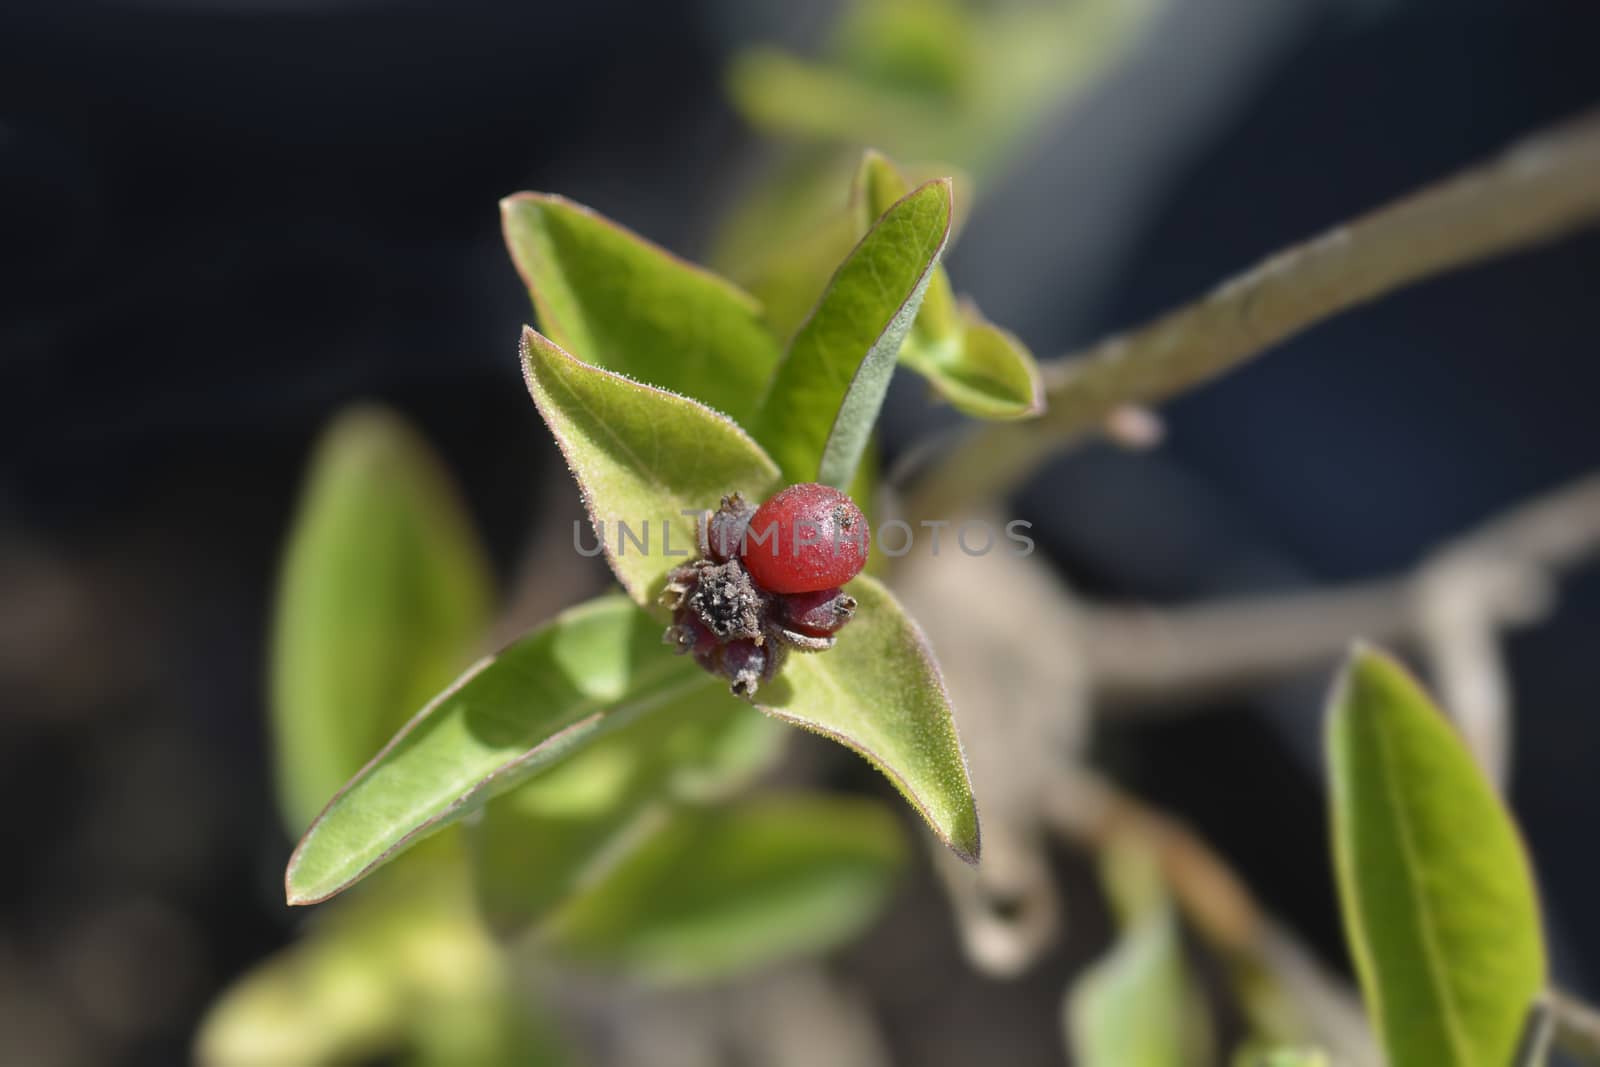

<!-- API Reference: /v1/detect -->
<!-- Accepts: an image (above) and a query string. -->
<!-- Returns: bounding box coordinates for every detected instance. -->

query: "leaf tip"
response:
[1337,640,1418,708]
[281,841,325,908]
[948,815,982,866]
[518,324,561,395]
[500,190,561,212]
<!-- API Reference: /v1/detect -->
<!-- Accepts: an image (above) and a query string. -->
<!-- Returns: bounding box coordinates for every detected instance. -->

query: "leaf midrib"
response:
[298,654,708,896]
[1364,706,1475,1064]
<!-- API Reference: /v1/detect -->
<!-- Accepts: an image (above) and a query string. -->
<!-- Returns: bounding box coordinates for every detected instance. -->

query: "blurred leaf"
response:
[855,152,1042,419]
[711,148,973,334]
[710,149,861,279]
[538,793,906,983]
[285,595,719,906]
[726,0,1162,179]
[400,990,568,1067]
[742,208,863,343]
[471,693,785,935]
[1327,646,1546,1067]
[754,178,952,488]
[958,0,1163,168]
[1231,1047,1330,1067]
[520,326,783,605]
[198,865,567,1067]
[759,574,978,863]
[271,406,493,834]
[1066,840,1195,1067]
[829,0,974,100]
[502,194,781,420]
[727,48,953,163]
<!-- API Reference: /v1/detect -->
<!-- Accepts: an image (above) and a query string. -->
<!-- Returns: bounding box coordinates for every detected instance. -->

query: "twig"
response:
[1079,472,1600,786]
[906,110,1600,522]
[1513,995,1557,1067]
[1550,989,1600,1066]
[1080,581,1413,705]
[891,531,1376,1055]
[894,535,1089,978]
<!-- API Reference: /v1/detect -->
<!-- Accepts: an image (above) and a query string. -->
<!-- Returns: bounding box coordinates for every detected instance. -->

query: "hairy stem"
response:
[907,110,1600,521]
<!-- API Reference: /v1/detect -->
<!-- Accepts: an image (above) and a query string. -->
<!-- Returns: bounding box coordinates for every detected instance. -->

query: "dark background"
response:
[3,1,1598,1063]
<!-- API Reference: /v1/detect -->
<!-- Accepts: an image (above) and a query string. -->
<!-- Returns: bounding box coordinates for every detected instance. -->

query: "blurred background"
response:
[3,0,1598,1063]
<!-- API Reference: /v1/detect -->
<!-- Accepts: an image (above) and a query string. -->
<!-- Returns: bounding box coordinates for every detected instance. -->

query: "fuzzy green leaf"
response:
[1327,646,1546,1067]
[758,573,978,862]
[755,178,952,488]
[1066,841,1194,1067]
[537,794,906,983]
[471,694,785,935]
[919,305,1044,420]
[854,151,962,343]
[855,152,1043,420]
[715,154,973,347]
[520,326,783,605]
[501,194,781,421]
[271,407,494,835]
[285,596,716,906]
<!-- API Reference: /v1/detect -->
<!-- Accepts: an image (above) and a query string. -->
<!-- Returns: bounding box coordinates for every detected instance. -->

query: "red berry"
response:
[741,484,869,594]
[778,588,857,637]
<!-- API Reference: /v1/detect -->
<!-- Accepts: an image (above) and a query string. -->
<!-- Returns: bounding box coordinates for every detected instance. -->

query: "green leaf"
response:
[471,693,785,935]
[904,303,1043,419]
[1067,912,1188,1067]
[853,151,961,343]
[713,153,974,348]
[537,794,906,983]
[754,178,953,488]
[855,151,1043,420]
[501,194,782,421]
[271,406,493,835]
[520,326,783,605]
[1326,645,1546,1067]
[285,595,717,906]
[1066,841,1194,1067]
[758,573,979,863]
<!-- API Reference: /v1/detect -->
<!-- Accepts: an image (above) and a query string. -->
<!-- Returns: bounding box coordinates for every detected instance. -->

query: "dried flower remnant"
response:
[663,486,870,697]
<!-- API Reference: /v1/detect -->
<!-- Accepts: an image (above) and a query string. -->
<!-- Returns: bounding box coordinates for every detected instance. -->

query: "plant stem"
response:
[1079,471,1600,786]
[1514,996,1556,1067]
[1550,990,1600,1065]
[906,109,1600,521]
